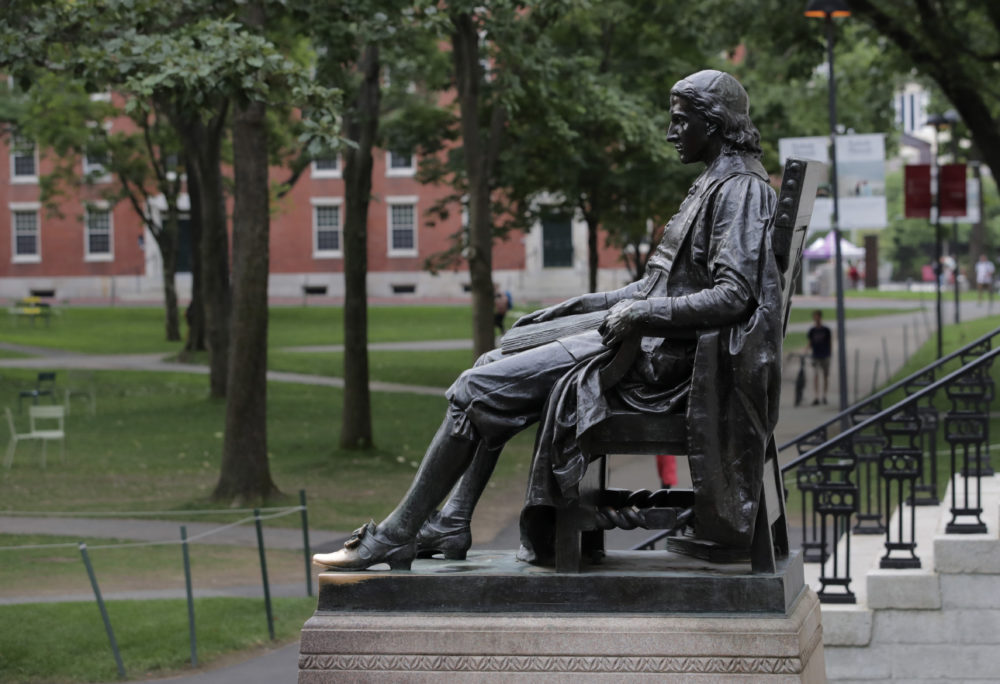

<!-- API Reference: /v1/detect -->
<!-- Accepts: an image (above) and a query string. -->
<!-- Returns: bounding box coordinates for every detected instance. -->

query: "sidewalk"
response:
[1,296,995,684]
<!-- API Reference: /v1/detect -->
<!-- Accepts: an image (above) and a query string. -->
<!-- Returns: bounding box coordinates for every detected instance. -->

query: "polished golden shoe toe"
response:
[312,520,416,571]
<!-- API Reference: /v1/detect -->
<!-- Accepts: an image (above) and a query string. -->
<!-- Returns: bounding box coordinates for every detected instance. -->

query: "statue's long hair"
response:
[671,83,762,159]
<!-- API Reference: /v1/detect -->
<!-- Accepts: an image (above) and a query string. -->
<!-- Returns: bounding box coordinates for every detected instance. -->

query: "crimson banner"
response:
[939,164,968,217]
[904,164,931,218]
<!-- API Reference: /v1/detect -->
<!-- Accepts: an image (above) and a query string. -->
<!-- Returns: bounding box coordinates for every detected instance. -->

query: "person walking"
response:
[975,253,995,304]
[493,283,511,335]
[805,309,832,405]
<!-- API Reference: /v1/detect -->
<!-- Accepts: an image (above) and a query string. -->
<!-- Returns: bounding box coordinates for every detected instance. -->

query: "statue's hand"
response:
[599,299,649,347]
[511,296,583,328]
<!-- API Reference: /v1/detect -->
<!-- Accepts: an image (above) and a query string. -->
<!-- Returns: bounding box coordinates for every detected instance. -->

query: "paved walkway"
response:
[1,295,995,684]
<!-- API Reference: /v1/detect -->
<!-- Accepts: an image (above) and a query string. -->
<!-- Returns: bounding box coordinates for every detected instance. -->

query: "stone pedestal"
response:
[299,550,824,682]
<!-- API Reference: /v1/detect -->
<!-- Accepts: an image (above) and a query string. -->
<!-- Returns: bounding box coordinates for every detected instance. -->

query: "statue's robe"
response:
[518,152,782,560]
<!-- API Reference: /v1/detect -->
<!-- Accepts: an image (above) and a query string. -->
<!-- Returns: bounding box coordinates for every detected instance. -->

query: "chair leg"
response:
[555,506,582,573]
[750,490,776,574]
[4,439,15,469]
[60,438,65,463]
[41,439,47,468]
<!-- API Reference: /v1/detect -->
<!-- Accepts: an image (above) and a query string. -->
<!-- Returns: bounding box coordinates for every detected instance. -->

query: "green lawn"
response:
[0,534,310,599]
[269,348,473,387]
[843,288,981,301]
[0,305,481,354]
[0,597,314,684]
[0,368,535,530]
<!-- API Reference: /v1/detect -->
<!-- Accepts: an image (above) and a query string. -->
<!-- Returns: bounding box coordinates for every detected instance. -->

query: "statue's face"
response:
[667,96,713,164]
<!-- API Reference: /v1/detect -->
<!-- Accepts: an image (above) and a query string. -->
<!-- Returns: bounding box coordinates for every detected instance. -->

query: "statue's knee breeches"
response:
[445,336,596,447]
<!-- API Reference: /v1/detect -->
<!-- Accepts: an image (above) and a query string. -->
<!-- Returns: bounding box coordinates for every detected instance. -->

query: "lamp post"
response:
[926,110,959,356]
[806,0,850,413]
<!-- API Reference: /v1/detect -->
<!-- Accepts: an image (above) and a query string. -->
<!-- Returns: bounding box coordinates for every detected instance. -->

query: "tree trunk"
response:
[159,206,181,342]
[214,1,278,502]
[452,12,498,359]
[179,110,231,397]
[339,44,380,450]
[185,166,207,353]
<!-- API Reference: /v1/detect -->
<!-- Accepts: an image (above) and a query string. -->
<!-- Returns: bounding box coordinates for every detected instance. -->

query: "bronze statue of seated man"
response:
[313,69,782,571]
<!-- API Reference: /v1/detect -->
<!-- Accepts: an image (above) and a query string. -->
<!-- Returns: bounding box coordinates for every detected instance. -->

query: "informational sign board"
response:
[779,134,888,231]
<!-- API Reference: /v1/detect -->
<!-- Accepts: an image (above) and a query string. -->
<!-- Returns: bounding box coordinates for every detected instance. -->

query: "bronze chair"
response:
[554,158,824,573]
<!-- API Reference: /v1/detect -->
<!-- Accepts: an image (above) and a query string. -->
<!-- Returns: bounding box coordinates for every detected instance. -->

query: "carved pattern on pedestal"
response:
[299,653,803,674]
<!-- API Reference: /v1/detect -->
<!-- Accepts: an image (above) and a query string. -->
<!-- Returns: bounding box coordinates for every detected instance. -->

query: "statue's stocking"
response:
[378,419,478,541]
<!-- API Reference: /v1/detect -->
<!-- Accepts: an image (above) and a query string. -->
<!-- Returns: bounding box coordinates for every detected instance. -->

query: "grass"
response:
[269,348,474,387]
[0,368,535,530]
[844,288,983,301]
[0,534,310,599]
[0,305,479,355]
[0,597,314,684]
[785,306,921,325]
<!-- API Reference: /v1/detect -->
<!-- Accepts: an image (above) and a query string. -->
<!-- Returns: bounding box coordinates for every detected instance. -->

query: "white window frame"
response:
[311,156,341,179]
[84,202,114,262]
[10,133,38,184]
[386,150,415,177]
[311,197,343,258]
[10,202,41,263]
[83,148,113,183]
[82,122,113,183]
[386,196,418,258]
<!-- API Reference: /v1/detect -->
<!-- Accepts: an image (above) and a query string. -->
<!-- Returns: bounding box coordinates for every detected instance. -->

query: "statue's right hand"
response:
[512,296,581,328]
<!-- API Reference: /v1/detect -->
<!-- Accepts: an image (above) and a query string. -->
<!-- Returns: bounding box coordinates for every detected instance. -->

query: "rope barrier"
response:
[0,505,303,518]
[0,506,306,552]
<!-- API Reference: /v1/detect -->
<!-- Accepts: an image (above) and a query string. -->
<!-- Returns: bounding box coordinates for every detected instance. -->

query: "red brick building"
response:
[1,114,631,303]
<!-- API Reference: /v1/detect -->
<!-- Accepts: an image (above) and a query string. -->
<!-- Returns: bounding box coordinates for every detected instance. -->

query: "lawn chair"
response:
[64,371,97,416]
[27,405,66,467]
[4,405,66,468]
[4,405,61,468]
[18,371,58,412]
[554,158,823,573]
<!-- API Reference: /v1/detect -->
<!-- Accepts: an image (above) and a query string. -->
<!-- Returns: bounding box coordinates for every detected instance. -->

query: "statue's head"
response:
[669,70,762,160]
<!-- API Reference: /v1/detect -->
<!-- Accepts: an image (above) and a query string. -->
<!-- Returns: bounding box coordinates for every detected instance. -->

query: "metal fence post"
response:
[180,526,198,667]
[299,490,313,597]
[254,508,275,640]
[79,542,126,680]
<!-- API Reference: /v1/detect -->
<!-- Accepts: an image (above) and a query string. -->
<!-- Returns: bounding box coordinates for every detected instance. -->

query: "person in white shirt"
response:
[975,253,995,303]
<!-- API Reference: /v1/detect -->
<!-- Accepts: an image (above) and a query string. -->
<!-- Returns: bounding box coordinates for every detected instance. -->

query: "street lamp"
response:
[927,110,960,357]
[805,0,850,413]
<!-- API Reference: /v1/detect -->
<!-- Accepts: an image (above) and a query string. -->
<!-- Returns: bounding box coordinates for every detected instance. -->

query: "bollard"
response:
[254,508,276,640]
[180,526,198,667]
[79,542,126,680]
[299,490,312,597]
[853,348,860,404]
[882,337,891,382]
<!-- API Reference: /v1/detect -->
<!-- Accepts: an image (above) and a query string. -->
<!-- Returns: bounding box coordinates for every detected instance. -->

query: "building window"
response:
[387,197,418,257]
[311,156,341,179]
[11,205,40,262]
[11,132,37,182]
[85,205,113,261]
[386,150,415,177]
[311,198,343,257]
[83,147,112,182]
[542,215,574,268]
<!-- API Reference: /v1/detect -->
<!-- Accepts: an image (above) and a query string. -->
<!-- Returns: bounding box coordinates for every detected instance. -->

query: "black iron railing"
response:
[631,325,999,604]
[780,341,998,602]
